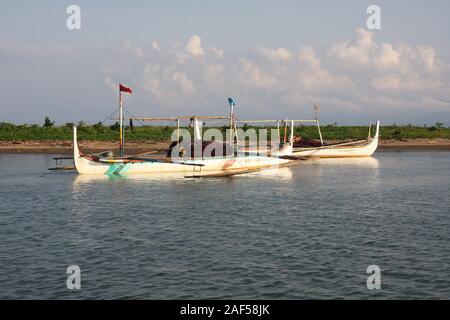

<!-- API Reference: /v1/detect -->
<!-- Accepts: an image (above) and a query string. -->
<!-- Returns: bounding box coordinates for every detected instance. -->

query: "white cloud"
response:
[207,47,224,59]
[236,58,277,89]
[203,64,227,91]
[328,28,375,67]
[174,35,224,64]
[103,30,450,117]
[185,35,204,56]
[371,73,443,91]
[184,35,223,59]
[255,47,292,62]
[373,43,401,70]
[418,46,438,73]
[151,41,160,50]
[298,47,321,68]
[294,47,354,92]
[171,72,195,95]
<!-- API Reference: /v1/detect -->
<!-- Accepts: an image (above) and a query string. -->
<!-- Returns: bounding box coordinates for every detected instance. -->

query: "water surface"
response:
[0,151,449,299]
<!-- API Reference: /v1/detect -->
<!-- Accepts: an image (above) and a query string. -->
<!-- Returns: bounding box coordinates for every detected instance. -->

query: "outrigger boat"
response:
[236,119,379,159]
[237,105,380,159]
[72,90,296,176]
[73,126,294,176]
[291,105,379,158]
[290,121,379,158]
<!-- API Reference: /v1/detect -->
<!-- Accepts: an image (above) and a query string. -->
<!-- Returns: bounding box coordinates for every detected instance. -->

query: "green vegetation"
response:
[0,122,449,142]
[294,123,450,140]
[0,122,177,141]
[43,116,55,128]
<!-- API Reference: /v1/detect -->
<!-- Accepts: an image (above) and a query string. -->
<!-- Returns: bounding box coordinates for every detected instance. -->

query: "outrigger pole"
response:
[313,105,324,146]
[277,120,280,141]
[117,116,229,121]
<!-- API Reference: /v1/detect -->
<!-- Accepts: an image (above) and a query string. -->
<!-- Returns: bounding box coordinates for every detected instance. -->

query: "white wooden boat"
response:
[236,112,379,159]
[291,121,379,158]
[72,95,296,175]
[73,127,293,175]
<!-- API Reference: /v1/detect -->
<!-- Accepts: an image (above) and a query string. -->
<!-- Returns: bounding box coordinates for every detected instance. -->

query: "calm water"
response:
[0,151,449,299]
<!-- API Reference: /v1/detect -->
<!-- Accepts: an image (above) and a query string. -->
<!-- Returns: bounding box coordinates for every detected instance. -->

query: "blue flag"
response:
[228,97,235,107]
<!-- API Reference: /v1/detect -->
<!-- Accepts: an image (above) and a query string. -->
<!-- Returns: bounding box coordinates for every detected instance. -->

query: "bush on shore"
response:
[0,122,449,142]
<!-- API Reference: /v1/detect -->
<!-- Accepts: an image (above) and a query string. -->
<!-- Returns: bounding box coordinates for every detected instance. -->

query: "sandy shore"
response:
[378,138,450,150]
[1,139,450,154]
[0,141,170,154]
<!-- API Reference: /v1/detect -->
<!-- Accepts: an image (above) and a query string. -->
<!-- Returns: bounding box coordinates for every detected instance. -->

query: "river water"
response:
[0,151,449,299]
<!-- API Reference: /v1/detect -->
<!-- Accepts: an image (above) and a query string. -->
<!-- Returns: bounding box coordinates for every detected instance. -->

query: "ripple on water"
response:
[0,152,449,299]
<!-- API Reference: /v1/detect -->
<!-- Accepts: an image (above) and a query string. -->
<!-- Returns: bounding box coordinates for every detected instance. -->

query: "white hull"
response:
[292,121,380,158]
[73,127,292,175]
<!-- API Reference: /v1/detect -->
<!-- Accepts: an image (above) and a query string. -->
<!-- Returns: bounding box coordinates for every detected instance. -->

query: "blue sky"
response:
[1,0,450,125]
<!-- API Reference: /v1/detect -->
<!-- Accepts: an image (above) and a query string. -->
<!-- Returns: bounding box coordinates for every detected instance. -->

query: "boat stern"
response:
[73,126,106,174]
[374,121,380,140]
[72,126,84,173]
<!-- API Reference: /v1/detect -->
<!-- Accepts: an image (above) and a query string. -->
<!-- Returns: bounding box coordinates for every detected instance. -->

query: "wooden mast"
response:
[229,101,234,144]
[119,90,124,157]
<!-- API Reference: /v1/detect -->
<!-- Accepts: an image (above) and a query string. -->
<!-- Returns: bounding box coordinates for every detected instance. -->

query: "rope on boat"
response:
[124,108,146,126]
[99,106,120,125]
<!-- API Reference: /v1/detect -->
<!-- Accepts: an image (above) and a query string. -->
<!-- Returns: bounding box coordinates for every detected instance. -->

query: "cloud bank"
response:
[3,28,448,124]
[103,29,450,121]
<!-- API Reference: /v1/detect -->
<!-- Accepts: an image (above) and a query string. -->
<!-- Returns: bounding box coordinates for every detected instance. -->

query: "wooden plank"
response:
[238,119,316,123]
[48,166,76,171]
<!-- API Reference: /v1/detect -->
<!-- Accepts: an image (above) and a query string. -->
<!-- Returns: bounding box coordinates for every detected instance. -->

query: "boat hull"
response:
[292,121,380,158]
[73,127,291,175]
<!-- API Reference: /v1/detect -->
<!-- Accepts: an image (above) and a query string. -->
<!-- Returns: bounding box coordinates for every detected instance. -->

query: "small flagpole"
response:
[119,90,124,157]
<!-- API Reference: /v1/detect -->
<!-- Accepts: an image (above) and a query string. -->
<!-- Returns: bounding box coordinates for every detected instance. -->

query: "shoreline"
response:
[1,139,450,154]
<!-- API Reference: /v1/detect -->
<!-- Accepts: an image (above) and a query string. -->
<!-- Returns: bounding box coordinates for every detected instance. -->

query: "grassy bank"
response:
[1,122,450,142]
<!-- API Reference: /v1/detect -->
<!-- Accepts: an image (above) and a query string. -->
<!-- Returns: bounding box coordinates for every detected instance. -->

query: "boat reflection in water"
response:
[73,171,187,184]
[72,165,294,186]
[304,156,380,169]
[243,167,294,180]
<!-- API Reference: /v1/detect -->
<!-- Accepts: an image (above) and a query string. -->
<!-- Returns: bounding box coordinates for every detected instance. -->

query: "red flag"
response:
[119,83,132,94]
